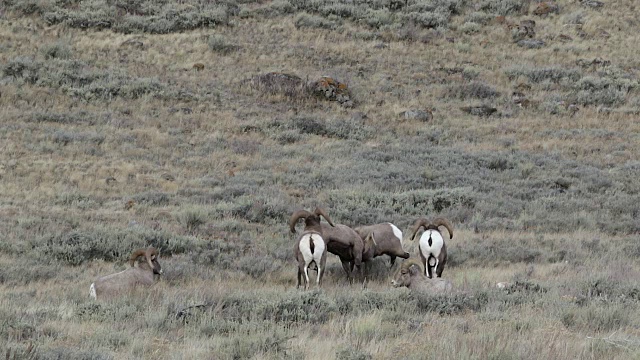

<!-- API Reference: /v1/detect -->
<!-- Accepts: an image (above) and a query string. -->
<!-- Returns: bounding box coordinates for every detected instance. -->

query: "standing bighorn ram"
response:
[320,222,365,282]
[90,247,163,301]
[289,208,334,290]
[355,222,410,267]
[409,218,454,278]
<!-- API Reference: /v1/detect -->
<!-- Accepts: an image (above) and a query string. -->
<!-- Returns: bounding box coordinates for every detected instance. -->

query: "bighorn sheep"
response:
[355,223,410,267]
[89,247,163,301]
[290,208,334,290]
[320,222,365,282]
[409,217,453,278]
[391,258,453,294]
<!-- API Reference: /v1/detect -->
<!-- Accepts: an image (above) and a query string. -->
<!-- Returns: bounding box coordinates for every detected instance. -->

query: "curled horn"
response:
[400,258,424,273]
[410,218,429,240]
[129,248,148,267]
[289,210,312,233]
[145,247,158,270]
[433,217,454,239]
[313,207,335,227]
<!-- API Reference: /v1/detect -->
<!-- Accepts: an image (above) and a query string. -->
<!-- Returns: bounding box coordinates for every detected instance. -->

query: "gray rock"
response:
[400,109,433,122]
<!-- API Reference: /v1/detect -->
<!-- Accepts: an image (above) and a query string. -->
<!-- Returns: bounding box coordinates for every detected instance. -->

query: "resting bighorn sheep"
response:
[391,258,453,294]
[355,223,410,267]
[320,222,365,282]
[290,208,335,290]
[409,217,453,279]
[89,247,163,300]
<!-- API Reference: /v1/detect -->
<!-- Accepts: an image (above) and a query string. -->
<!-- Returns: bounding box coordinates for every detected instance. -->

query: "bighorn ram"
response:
[89,247,163,300]
[290,208,334,290]
[355,223,410,266]
[320,222,365,282]
[391,258,453,294]
[409,217,453,278]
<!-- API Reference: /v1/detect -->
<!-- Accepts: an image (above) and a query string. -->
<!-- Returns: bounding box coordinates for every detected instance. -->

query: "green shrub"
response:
[465,11,495,25]
[208,34,240,55]
[442,81,500,99]
[505,66,582,83]
[336,347,373,360]
[4,56,167,100]
[478,0,530,15]
[403,11,450,28]
[29,227,203,266]
[413,291,489,315]
[40,42,73,60]
[216,330,293,359]
[562,305,629,332]
[294,13,341,29]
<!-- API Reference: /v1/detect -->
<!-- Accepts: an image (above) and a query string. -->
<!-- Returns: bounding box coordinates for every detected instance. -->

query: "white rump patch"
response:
[89,283,97,300]
[389,223,403,245]
[299,234,325,265]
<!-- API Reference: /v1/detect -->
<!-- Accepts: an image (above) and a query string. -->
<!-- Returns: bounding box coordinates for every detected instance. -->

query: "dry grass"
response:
[2,0,640,358]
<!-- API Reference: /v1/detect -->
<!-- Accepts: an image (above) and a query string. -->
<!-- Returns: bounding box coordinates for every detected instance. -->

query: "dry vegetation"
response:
[1,0,640,358]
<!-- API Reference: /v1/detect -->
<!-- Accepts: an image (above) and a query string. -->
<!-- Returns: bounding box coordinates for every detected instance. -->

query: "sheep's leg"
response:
[304,264,310,290]
[389,255,396,268]
[436,262,444,278]
[433,258,439,278]
[297,268,302,289]
[317,265,322,287]
[341,260,353,283]
[426,256,435,278]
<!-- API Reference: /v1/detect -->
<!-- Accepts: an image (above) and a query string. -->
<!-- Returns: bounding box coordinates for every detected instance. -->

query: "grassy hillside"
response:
[1,0,640,358]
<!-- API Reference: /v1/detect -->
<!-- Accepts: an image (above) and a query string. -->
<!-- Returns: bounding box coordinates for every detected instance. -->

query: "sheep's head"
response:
[288,207,335,233]
[129,247,163,275]
[409,217,454,240]
[391,258,423,288]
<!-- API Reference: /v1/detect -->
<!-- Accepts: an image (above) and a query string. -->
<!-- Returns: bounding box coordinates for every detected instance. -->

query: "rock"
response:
[400,109,433,122]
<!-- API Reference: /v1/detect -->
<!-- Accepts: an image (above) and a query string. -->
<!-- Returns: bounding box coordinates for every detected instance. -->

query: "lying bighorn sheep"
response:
[409,217,453,278]
[290,208,334,290]
[355,223,410,267]
[320,222,365,282]
[391,258,453,294]
[90,247,163,300]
